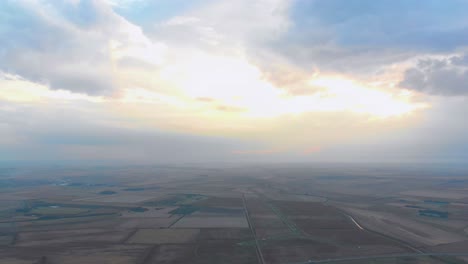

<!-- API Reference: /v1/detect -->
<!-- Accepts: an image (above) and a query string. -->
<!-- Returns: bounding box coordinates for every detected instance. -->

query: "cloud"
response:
[293,0,468,50]
[215,105,246,113]
[134,0,291,58]
[400,53,468,96]
[270,0,468,74]
[0,1,113,95]
[0,0,166,96]
[1,0,467,164]
[111,0,206,26]
[0,0,293,98]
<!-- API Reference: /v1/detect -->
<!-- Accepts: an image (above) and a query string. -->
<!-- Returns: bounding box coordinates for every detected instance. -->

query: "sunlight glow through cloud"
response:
[120,49,427,119]
[4,0,464,163]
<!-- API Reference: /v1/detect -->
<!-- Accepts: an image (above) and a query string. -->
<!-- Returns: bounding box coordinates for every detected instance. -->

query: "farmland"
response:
[0,164,467,263]
[127,229,200,244]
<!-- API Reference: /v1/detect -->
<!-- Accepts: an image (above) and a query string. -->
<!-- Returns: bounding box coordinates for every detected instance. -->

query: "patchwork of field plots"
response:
[245,198,412,263]
[344,207,467,247]
[146,242,258,264]
[2,165,468,263]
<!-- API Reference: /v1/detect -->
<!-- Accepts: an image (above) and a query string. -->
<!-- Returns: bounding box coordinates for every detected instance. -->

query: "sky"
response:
[1,0,468,164]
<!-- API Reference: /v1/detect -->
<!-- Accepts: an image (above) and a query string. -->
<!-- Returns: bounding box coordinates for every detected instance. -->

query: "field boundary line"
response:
[243,194,265,264]
[334,207,424,254]
[167,215,185,228]
[120,228,139,243]
[136,245,157,264]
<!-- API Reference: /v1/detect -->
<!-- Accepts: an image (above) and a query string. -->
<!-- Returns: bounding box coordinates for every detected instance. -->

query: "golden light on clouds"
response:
[0,28,429,148]
[307,77,428,118]
[116,51,428,122]
[1,50,427,132]
[0,73,104,103]
[93,7,431,129]
[2,0,467,164]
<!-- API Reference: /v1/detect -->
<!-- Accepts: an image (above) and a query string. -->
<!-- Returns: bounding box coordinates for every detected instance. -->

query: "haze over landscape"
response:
[1,1,468,264]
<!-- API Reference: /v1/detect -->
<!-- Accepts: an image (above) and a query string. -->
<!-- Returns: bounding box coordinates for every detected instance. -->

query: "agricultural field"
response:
[127,229,199,244]
[172,216,249,228]
[16,228,132,247]
[121,206,176,218]
[0,164,467,263]
[29,206,89,215]
[75,194,158,204]
[118,217,178,229]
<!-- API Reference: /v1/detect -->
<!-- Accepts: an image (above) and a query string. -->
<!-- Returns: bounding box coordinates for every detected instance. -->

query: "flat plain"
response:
[0,164,467,263]
[127,228,200,244]
[172,216,249,228]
